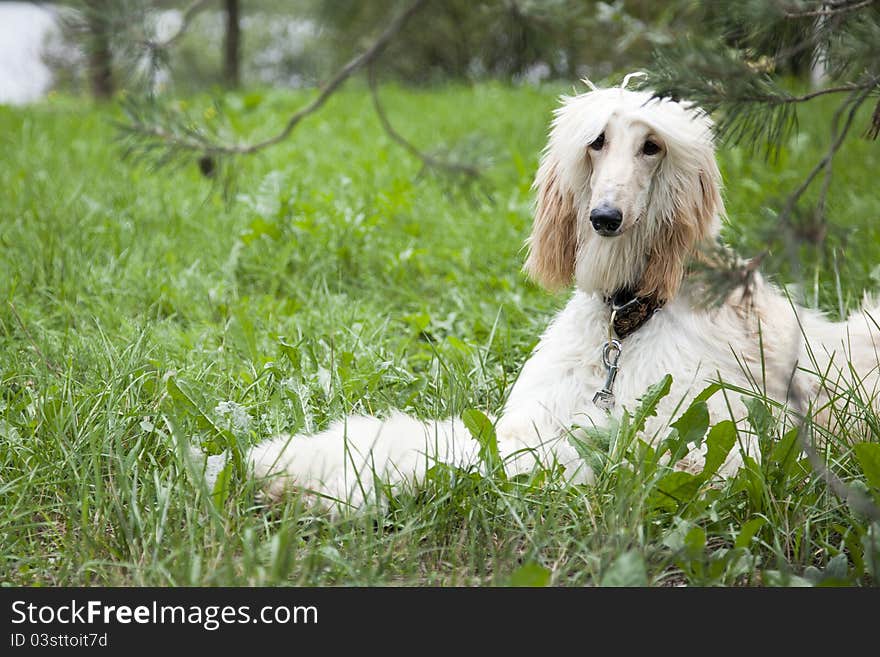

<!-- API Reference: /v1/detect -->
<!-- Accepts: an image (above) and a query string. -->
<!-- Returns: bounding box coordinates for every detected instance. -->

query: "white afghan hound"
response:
[247,83,880,509]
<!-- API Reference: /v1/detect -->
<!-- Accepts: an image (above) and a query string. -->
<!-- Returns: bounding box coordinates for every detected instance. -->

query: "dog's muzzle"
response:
[590,205,623,236]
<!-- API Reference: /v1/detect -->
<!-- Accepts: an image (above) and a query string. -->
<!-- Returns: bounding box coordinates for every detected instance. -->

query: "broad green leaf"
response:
[824,553,849,581]
[167,377,211,427]
[277,337,301,369]
[731,455,765,511]
[632,438,661,479]
[671,400,710,449]
[701,420,736,480]
[661,518,692,551]
[649,471,702,510]
[568,418,618,473]
[664,399,710,465]
[694,382,722,403]
[601,551,648,587]
[567,434,605,475]
[684,525,707,555]
[572,419,617,452]
[744,396,775,443]
[744,396,773,431]
[735,517,766,549]
[509,562,551,587]
[462,409,499,469]
[853,443,880,490]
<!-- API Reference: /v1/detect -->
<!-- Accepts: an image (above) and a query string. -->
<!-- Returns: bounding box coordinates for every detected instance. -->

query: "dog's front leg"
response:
[495,382,604,485]
[495,295,610,484]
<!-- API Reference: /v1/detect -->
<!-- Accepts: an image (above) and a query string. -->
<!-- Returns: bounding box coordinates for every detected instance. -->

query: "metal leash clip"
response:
[593,338,622,410]
[593,306,623,410]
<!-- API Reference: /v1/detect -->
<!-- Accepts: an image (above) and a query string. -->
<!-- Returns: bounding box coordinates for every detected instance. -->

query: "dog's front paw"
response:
[495,414,594,484]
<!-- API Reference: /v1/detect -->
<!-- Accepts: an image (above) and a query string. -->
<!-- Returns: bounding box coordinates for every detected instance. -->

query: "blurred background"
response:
[2,1,879,351]
[1,0,877,308]
[1,0,697,103]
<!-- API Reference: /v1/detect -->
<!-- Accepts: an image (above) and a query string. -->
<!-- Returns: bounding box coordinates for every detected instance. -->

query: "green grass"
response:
[1,82,879,586]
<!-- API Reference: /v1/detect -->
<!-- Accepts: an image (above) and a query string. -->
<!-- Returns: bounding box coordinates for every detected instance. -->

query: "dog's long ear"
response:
[640,151,723,302]
[523,155,577,291]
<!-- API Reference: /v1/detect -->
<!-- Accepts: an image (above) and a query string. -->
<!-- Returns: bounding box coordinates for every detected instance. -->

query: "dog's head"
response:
[524,85,724,302]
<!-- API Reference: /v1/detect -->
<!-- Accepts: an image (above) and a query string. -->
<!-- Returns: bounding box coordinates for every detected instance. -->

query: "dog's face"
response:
[524,87,724,301]
[585,114,665,237]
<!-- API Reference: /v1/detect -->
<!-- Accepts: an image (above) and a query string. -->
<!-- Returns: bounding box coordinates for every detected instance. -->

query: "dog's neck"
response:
[576,232,666,338]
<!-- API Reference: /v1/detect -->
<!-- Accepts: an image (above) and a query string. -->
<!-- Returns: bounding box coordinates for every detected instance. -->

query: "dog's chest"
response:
[580,302,729,412]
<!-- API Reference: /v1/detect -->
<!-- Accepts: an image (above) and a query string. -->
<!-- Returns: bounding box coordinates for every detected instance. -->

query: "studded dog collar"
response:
[604,288,665,339]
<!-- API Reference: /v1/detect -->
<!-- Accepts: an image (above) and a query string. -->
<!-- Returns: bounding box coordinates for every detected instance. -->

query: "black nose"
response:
[590,206,623,234]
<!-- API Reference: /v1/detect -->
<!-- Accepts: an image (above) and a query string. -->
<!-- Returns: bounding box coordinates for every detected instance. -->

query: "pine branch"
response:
[644,1,880,154]
[117,95,230,162]
[687,240,765,310]
[690,83,875,307]
[646,42,793,154]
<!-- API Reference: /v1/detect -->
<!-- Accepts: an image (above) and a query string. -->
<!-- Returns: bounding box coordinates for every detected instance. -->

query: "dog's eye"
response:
[642,140,661,156]
[589,133,605,151]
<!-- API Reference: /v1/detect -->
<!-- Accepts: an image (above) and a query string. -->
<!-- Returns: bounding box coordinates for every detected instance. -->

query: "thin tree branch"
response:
[237,0,428,155]
[367,62,481,179]
[814,81,856,220]
[777,84,874,226]
[701,82,875,290]
[866,97,880,139]
[777,82,877,104]
[721,82,876,111]
[124,0,429,159]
